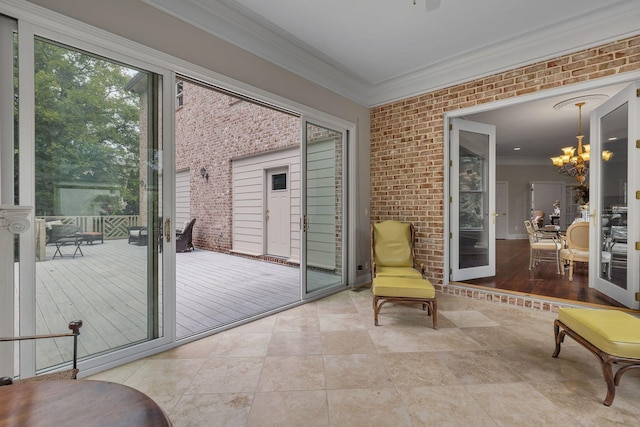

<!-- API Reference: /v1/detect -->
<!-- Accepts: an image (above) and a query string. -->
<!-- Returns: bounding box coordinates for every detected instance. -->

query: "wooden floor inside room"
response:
[462,239,625,308]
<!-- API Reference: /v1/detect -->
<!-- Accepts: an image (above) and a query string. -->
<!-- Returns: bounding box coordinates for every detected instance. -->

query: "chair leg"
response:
[568,260,574,281]
[72,243,83,258]
[529,247,533,270]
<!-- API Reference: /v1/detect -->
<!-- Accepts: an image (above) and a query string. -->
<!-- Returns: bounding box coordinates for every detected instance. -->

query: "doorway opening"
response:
[448,80,635,308]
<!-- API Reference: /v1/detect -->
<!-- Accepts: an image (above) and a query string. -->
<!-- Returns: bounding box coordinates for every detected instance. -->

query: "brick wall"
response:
[176,81,299,252]
[370,35,640,287]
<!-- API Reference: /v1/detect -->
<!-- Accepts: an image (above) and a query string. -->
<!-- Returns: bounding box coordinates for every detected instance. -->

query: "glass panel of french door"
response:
[302,120,346,295]
[31,38,163,372]
[593,82,639,309]
[450,118,496,281]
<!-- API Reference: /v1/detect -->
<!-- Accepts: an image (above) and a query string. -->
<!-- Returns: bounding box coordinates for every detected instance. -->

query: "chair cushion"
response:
[375,266,423,278]
[532,241,561,251]
[373,277,435,299]
[373,221,413,267]
[558,308,640,359]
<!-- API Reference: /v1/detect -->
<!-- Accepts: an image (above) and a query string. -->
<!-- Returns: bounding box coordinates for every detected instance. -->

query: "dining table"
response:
[0,380,172,427]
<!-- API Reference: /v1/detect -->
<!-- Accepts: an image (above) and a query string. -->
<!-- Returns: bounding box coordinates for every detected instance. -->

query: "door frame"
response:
[12,19,176,378]
[449,117,496,281]
[591,81,639,309]
[301,116,350,298]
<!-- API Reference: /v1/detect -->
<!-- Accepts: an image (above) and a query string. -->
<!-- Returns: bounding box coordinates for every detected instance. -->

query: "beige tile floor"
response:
[88,290,640,426]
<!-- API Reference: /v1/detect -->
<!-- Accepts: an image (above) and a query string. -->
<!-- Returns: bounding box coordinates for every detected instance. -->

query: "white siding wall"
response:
[232,147,300,261]
[175,169,191,228]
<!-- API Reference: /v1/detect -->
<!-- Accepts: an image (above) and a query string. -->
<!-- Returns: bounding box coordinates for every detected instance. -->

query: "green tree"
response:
[33,39,140,216]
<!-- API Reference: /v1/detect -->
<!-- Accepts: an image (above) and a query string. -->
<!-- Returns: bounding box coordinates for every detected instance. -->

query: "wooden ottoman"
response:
[552,307,640,406]
[372,276,437,328]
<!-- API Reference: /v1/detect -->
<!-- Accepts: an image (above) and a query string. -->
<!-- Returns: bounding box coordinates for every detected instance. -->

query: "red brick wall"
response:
[370,35,640,286]
[175,81,299,251]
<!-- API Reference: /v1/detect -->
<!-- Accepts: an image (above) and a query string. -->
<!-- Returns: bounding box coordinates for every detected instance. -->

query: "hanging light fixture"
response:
[550,97,613,184]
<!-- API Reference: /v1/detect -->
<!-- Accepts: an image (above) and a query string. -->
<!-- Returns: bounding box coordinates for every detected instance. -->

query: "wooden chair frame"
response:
[0,320,82,384]
[552,318,640,406]
[373,294,437,328]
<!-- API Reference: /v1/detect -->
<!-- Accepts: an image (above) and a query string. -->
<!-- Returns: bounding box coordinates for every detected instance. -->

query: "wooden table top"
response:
[0,380,172,427]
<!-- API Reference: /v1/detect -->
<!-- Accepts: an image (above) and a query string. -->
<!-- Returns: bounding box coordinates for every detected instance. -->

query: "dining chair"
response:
[524,220,561,274]
[560,222,611,281]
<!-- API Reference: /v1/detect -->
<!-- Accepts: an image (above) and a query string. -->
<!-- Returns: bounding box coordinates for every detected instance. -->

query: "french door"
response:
[2,21,172,379]
[450,118,496,281]
[302,119,347,296]
[592,82,639,309]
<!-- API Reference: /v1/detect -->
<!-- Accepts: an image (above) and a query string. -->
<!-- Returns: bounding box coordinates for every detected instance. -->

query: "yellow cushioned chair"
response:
[371,220,424,279]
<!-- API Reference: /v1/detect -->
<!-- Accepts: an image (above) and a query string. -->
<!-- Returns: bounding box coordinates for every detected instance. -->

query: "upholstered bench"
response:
[552,307,640,406]
[372,276,437,328]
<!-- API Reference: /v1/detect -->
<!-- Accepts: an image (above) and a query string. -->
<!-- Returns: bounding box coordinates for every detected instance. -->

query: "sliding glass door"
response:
[302,119,347,296]
[7,24,170,378]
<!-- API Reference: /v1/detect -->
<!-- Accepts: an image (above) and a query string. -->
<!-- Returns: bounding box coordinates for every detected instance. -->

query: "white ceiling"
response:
[142,0,640,162]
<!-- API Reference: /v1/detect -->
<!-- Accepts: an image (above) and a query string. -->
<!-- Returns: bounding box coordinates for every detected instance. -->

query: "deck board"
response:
[27,238,333,371]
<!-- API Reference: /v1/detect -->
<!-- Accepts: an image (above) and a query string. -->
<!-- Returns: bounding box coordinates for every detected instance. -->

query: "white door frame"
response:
[449,118,496,281]
[591,81,639,309]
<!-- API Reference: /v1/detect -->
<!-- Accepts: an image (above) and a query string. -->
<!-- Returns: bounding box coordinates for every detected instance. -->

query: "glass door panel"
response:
[302,121,345,295]
[32,38,163,371]
[593,82,638,309]
[450,118,496,281]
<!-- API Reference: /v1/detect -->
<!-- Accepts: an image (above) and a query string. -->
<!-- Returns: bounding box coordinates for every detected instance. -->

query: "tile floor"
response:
[88,289,640,426]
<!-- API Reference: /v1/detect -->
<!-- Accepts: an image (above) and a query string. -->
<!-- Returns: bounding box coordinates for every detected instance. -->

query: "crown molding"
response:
[140,1,640,107]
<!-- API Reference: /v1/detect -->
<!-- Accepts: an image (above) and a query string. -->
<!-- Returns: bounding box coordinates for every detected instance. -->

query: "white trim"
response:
[141,0,640,107]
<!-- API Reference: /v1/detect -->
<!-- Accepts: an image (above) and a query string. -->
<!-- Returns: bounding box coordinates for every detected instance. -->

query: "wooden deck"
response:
[30,239,337,370]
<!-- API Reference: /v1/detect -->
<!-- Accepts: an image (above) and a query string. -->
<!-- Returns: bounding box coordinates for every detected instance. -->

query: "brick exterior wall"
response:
[175,81,299,252]
[370,35,640,287]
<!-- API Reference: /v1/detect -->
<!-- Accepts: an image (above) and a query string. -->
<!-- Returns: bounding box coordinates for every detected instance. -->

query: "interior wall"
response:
[370,35,640,287]
[497,165,575,238]
[23,0,372,282]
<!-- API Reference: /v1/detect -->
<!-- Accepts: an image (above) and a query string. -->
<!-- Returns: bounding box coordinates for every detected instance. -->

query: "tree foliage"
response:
[33,40,141,215]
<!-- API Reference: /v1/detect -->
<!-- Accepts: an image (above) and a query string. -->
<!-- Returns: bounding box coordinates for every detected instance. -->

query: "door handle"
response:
[165,218,171,242]
[491,211,499,224]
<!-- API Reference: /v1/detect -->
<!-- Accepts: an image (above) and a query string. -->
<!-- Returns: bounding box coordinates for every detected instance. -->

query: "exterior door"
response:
[592,82,639,309]
[266,167,290,257]
[450,118,496,281]
[302,119,346,295]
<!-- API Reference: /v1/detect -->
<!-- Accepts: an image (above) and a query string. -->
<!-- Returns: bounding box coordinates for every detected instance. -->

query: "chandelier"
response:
[550,100,613,184]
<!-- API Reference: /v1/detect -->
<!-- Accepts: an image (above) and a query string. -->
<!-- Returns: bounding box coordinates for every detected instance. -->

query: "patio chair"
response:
[176,218,196,252]
[128,225,148,246]
[48,224,83,259]
[0,320,82,384]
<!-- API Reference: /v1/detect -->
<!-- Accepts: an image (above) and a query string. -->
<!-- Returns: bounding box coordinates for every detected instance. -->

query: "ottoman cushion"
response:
[558,308,640,359]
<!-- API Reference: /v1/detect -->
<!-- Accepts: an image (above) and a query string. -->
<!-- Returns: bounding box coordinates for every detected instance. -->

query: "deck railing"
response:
[37,215,141,240]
